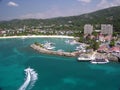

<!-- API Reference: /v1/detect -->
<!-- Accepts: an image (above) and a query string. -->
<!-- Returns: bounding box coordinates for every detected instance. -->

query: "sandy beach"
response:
[0,35,74,39]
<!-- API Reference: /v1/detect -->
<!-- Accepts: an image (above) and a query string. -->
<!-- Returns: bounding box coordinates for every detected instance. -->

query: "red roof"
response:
[109,47,120,53]
[98,45,109,52]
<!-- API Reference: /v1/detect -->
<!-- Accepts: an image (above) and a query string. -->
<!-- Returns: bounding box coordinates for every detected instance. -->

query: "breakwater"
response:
[31,44,119,62]
[30,44,79,57]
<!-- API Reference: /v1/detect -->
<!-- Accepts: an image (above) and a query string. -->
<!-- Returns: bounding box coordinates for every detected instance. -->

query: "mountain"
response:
[0,6,120,32]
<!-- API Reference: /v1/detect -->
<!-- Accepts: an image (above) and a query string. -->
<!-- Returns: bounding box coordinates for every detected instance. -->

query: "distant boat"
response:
[65,39,78,45]
[77,51,96,62]
[75,45,85,51]
[43,42,55,50]
[77,55,93,61]
[90,58,109,64]
[57,49,64,52]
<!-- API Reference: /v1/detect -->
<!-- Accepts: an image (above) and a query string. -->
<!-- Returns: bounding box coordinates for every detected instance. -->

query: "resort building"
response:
[84,24,93,35]
[101,24,113,35]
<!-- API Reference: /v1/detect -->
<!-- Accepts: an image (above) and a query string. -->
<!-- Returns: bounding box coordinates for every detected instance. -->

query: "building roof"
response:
[109,46,120,53]
[97,45,109,53]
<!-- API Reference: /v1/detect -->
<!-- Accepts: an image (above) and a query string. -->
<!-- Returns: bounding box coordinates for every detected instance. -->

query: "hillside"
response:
[0,6,120,32]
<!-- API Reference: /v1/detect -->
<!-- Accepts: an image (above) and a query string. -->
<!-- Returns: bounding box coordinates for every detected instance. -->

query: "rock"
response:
[107,54,119,62]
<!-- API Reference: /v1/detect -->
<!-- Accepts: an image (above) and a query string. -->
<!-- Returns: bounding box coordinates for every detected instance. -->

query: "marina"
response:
[0,0,120,90]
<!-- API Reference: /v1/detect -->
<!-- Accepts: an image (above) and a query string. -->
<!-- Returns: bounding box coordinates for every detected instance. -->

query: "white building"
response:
[84,24,93,35]
[101,24,113,35]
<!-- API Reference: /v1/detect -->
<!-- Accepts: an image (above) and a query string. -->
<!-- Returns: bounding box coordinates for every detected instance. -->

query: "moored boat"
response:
[77,56,92,61]
[77,52,96,62]
[90,58,109,64]
[43,42,55,50]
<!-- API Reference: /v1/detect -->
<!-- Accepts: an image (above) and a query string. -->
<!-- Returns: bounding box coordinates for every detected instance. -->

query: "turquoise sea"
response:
[0,38,120,90]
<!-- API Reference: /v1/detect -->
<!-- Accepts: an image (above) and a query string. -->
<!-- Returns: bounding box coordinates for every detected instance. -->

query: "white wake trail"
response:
[18,67,38,90]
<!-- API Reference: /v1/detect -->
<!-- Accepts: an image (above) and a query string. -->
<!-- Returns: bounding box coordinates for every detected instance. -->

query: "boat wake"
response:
[18,67,38,90]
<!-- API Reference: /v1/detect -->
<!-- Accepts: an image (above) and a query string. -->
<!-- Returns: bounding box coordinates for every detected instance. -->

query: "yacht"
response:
[77,52,96,62]
[77,55,93,61]
[43,42,55,50]
[65,39,78,45]
[90,58,109,64]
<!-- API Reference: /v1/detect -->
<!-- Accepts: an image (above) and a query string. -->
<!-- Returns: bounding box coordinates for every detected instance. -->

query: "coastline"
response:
[0,35,74,39]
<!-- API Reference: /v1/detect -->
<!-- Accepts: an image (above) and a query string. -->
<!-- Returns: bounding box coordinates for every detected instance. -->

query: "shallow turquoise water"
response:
[0,38,120,90]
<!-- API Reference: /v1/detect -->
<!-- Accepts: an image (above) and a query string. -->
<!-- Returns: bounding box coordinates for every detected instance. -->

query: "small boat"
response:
[43,42,55,50]
[77,54,95,61]
[57,49,64,52]
[77,52,96,62]
[77,56,92,61]
[65,39,78,45]
[75,46,86,51]
[90,58,109,64]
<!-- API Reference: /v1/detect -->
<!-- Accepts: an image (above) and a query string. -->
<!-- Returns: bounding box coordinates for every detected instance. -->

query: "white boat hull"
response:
[91,59,109,64]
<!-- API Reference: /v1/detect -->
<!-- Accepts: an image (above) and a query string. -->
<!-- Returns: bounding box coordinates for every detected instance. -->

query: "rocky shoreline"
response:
[30,44,79,57]
[31,44,119,62]
[95,53,119,62]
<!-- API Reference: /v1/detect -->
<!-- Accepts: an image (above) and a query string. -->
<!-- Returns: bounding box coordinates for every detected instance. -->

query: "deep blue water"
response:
[0,38,120,90]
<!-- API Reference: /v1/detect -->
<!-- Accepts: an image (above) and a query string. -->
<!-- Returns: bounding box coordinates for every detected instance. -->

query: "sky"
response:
[0,0,120,21]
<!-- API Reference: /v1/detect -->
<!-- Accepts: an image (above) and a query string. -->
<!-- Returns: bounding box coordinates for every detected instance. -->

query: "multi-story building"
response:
[101,24,113,35]
[84,24,93,35]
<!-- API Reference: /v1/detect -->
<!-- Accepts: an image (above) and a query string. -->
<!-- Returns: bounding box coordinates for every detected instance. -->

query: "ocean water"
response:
[0,38,120,90]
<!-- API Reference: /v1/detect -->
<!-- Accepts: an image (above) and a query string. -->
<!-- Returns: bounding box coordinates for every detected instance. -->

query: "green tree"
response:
[109,39,115,47]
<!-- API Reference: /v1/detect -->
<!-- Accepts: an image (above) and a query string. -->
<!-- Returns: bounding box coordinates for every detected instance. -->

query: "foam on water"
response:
[18,67,38,90]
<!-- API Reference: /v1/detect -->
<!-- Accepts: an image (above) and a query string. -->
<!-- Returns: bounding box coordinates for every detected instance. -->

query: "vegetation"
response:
[109,39,115,47]
[0,6,120,33]
[34,42,43,47]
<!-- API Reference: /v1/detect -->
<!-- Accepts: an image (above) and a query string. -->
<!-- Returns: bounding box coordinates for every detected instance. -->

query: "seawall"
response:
[30,44,79,57]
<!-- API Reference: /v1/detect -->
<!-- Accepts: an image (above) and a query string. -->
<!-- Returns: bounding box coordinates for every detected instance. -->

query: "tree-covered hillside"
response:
[0,6,120,32]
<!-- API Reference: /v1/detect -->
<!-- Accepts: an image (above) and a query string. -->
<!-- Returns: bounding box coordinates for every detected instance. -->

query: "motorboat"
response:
[90,58,109,64]
[57,49,64,52]
[77,55,93,61]
[65,39,78,45]
[43,42,55,50]
[77,52,96,62]
[75,45,85,51]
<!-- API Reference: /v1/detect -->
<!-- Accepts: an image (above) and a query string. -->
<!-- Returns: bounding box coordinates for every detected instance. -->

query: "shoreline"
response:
[0,35,74,39]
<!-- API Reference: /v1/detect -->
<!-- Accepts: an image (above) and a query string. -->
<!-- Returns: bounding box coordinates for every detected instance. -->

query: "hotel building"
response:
[84,24,93,35]
[101,24,113,35]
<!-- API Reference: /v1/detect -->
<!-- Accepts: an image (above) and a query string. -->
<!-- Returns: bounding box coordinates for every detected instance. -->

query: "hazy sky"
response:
[0,0,120,21]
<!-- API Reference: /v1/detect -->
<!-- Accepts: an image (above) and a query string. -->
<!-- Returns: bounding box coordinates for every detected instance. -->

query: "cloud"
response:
[19,5,94,20]
[77,0,91,3]
[20,7,78,19]
[97,0,120,9]
[7,1,19,7]
[20,8,61,19]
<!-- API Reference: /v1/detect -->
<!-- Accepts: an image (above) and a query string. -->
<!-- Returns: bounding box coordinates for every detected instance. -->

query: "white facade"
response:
[84,24,93,34]
[101,24,113,35]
